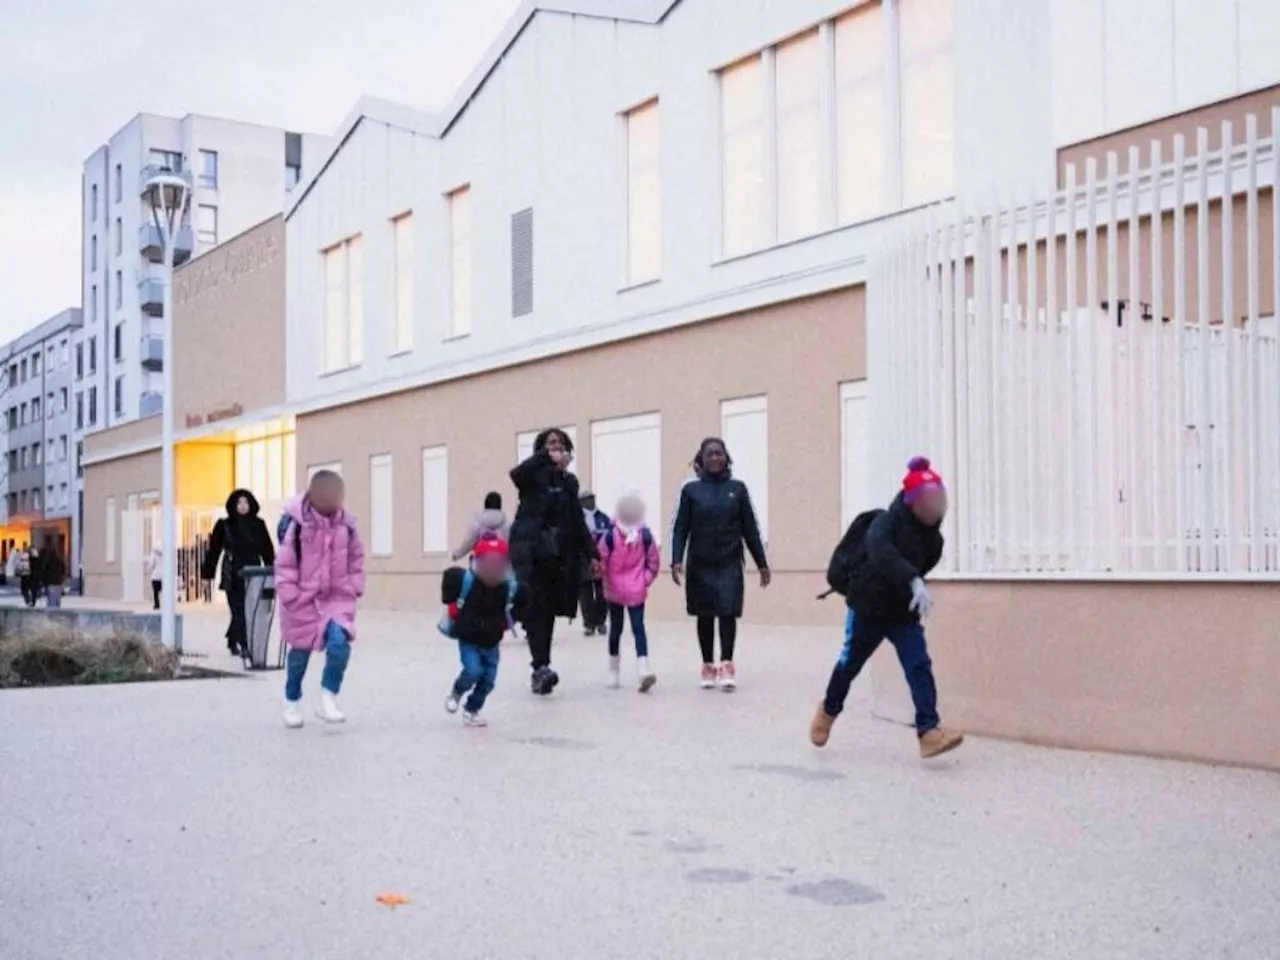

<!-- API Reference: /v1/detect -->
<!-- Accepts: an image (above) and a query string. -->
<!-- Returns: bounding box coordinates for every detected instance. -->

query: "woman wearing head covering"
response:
[201,488,275,656]
[670,437,770,692]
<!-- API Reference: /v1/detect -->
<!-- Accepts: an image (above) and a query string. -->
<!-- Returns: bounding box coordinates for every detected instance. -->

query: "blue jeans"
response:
[607,603,649,657]
[822,609,940,735]
[285,621,351,702]
[453,642,500,713]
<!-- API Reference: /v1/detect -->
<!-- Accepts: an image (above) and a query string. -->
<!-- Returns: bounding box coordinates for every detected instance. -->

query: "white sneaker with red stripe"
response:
[718,662,737,692]
[699,664,718,690]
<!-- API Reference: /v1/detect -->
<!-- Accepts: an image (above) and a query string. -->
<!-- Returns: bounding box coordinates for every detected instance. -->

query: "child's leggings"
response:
[696,616,736,663]
[607,603,649,657]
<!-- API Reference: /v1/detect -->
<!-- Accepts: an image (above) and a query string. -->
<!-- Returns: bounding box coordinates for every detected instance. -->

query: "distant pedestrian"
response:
[670,438,770,692]
[578,491,613,636]
[275,470,365,728]
[40,543,66,609]
[439,536,527,727]
[201,489,275,656]
[452,492,509,561]
[17,546,36,607]
[598,492,660,692]
[146,541,164,611]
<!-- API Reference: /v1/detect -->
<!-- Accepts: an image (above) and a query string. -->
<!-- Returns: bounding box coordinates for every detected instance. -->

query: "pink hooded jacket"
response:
[274,494,366,652]
[599,526,660,608]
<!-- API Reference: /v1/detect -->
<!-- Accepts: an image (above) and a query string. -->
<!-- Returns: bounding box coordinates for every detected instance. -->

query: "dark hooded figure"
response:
[508,428,600,695]
[201,488,275,656]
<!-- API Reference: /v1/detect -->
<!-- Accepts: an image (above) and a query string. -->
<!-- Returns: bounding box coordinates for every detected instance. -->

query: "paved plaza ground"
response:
[2,605,1278,959]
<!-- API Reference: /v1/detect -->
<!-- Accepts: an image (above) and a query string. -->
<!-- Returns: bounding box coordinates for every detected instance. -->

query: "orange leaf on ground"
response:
[375,893,411,908]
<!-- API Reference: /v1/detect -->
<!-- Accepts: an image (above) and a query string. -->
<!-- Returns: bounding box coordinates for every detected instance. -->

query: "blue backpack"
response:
[603,526,653,553]
[437,569,518,639]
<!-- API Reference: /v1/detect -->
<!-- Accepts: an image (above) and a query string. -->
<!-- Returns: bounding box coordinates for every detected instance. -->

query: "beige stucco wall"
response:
[82,449,160,599]
[172,214,286,428]
[295,287,867,620]
[870,580,1280,771]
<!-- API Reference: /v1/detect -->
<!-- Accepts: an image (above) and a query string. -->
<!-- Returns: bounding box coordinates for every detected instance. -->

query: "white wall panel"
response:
[421,446,449,554]
[1238,0,1280,92]
[1104,0,1176,132]
[720,396,769,543]
[369,453,393,556]
[591,414,661,538]
[840,381,871,530]
[1173,0,1237,111]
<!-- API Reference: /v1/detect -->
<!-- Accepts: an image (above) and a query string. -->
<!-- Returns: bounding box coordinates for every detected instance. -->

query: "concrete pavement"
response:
[1,607,1278,959]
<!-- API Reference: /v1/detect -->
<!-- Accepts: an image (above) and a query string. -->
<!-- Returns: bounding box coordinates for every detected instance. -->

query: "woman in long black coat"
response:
[509,428,600,695]
[671,438,770,692]
[200,488,275,656]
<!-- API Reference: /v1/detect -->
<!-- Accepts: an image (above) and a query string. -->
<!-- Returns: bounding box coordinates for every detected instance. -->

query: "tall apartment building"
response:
[0,308,83,568]
[77,113,328,435]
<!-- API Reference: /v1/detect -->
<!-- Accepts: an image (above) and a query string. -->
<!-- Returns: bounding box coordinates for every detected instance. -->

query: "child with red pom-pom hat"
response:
[809,456,964,760]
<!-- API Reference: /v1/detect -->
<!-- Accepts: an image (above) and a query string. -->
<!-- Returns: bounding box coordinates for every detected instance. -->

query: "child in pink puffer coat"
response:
[598,492,660,693]
[274,470,365,729]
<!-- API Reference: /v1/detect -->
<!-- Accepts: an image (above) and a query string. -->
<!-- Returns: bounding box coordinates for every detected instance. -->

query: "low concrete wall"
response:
[869,580,1280,771]
[0,607,184,652]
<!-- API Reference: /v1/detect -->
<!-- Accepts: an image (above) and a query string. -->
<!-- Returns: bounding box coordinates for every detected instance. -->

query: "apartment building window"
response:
[392,212,414,354]
[19,491,27,513]
[447,187,472,338]
[625,99,662,285]
[114,164,121,202]
[91,234,98,271]
[776,30,825,242]
[149,149,182,172]
[20,358,27,383]
[60,339,68,365]
[421,446,449,553]
[115,271,123,309]
[199,149,218,189]
[46,392,54,420]
[20,402,27,425]
[7,494,15,517]
[197,205,218,245]
[88,336,97,374]
[321,236,364,373]
[59,436,68,461]
[59,483,68,509]
[89,284,97,325]
[32,489,40,511]
[369,454,394,556]
[899,0,954,205]
[114,217,122,256]
[113,376,124,416]
[19,448,27,469]
[60,387,68,413]
[33,443,41,467]
[286,163,301,190]
[113,323,123,361]
[76,441,84,479]
[32,352,41,376]
[511,208,534,318]
[720,55,767,257]
[75,392,83,429]
[88,386,97,426]
[32,398,40,420]
[91,183,98,221]
[75,343,84,379]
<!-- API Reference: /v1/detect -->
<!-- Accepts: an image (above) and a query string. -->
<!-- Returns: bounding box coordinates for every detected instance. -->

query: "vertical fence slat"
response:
[1065,164,1080,571]
[1245,115,1261,572]
[1105,152,1120,573]
[925,207,940,501]
[941,212,959,573]
[988,200,1004,573]
[1221,120,1236,572]
[1085,157,1101,572]
[954,202,970,572]
[1126,145,1142,571]
[1026,188,1041,569]
[1045,186,1060,569]
[1172,134,1188,572]
[1149,139,1165,571]
[1004,191,1020,572]
[1009,193,1024,569]
[1196,126,1215,572]
[1273,106,1280,570]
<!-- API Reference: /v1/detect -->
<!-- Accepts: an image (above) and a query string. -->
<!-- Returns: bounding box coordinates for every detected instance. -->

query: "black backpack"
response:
[819,509,885,599]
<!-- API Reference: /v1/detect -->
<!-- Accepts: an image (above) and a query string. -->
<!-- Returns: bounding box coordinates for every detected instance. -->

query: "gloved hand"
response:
[909,578,933,620]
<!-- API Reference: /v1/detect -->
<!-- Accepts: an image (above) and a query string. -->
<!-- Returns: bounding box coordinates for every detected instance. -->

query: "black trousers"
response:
[225,577,247,653]
[578,579,606,629]
[697,616,738,663]
[152,580,162,611]
[19,576,35,607]
[526,605,558,671]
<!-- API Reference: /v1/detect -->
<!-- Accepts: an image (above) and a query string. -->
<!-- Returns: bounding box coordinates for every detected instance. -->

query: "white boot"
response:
[607,656,621,689]
[637,657,656,693]
[317,690,346,724]
[283,700,305,729]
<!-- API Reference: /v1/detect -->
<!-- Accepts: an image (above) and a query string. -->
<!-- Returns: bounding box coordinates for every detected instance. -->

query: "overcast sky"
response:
[0,0,522,342]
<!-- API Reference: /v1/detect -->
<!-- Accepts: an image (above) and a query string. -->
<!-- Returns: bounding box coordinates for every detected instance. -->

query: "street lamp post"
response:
[144,170,190,654]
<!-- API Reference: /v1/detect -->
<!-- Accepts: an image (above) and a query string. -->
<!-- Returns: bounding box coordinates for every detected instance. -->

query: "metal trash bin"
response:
[240,565,283,671]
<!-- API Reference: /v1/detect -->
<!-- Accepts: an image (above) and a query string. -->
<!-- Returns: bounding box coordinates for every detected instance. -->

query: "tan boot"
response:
[809,704,836,747]
[919,727,964,759]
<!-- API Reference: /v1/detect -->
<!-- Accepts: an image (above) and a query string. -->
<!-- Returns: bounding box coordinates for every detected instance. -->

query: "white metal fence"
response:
[871,110,1280,578]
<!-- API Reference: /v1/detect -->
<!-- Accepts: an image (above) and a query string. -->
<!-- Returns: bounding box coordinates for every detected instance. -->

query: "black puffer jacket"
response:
[671,471,768,618]
[508,453,598,618]
[201,489,276,587]
[846,493,943,622]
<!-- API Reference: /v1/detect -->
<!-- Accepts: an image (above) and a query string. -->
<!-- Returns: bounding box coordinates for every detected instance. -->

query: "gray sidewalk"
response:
[1,609,1277,959]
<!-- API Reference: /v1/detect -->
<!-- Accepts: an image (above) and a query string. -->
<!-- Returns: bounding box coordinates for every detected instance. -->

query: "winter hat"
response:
[902,457,945,503]
[473,535,509,560]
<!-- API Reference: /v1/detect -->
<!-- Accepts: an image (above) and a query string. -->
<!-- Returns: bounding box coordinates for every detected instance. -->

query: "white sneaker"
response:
[637,657,656,693]
[463,711,487,727]
[316,690,346,724]
[607,655,621,689]
[283,700,305,729]
[445,693,460,714]
[718,662,737,692]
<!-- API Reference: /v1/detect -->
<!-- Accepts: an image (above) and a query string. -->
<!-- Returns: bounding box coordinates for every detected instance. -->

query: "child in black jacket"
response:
[810,457,964,760]
[441,536,527,727]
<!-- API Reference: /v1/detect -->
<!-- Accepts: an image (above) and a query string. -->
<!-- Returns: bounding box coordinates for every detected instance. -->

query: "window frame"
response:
[320,235,365,374]
[421,445,450,554]
[368,453,394,557]
[623,98,663,287]
[446,186,473,339]
[391,212,414,355]
[198,149,219,189]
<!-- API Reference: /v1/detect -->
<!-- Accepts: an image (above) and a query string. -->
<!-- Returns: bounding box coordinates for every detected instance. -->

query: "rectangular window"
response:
[199,149,218,189]
[20,448,27,469]
[75,441,83,478]
[88,386,97,426]
[105,496,117,562]
[625,99,662,284]
[448,187,472,338]
[149,149,182,172]
[32,490,40,511]
[89,285,97,325]
[32,398,40,420]
[114,164,121,202]
[113,323,123,361]
[516,427,579,476]
[286,163,301,190]
[840,381,871,528]
[835,4,886,223]
[20,359,26,382]
[197,204,218,245]
[775,29,825,242]
[321,236,364,372]
[59,436,68,461]
[591,414,663,543]
[720,56,766,256]
[421,445,449,553]
[32,352,41,376]
[369,453,394,557]
[115,272,122,309]
[60,483,68,508]
[91,234,98,271]
[114,375,124,416]
[91,183,98,221]
[76,393,83,429]
[88,336,97,374]
[392,213,414,354]
[60,388,68,412]
[899,0,954,206]
[76,343,84,379]
[511,208,534,318]
[114,217,122,256]
[60,339,68,365]
[721,396,770,544]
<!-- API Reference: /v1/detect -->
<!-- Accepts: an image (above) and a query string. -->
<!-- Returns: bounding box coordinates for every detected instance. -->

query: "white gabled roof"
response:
[286,0,681,219]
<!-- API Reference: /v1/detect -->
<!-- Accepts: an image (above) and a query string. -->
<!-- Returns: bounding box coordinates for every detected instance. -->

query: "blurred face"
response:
[701,442,728,476]
[235,496,251,515]
[580,496,596,512]
[474,550,510,587]
[910,487,948,527]
[309,477,345,517]
[615,496,645,528]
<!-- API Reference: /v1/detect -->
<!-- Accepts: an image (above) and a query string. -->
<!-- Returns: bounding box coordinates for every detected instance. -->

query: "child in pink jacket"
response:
[598,492,660,692]
[274,470,366,728]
